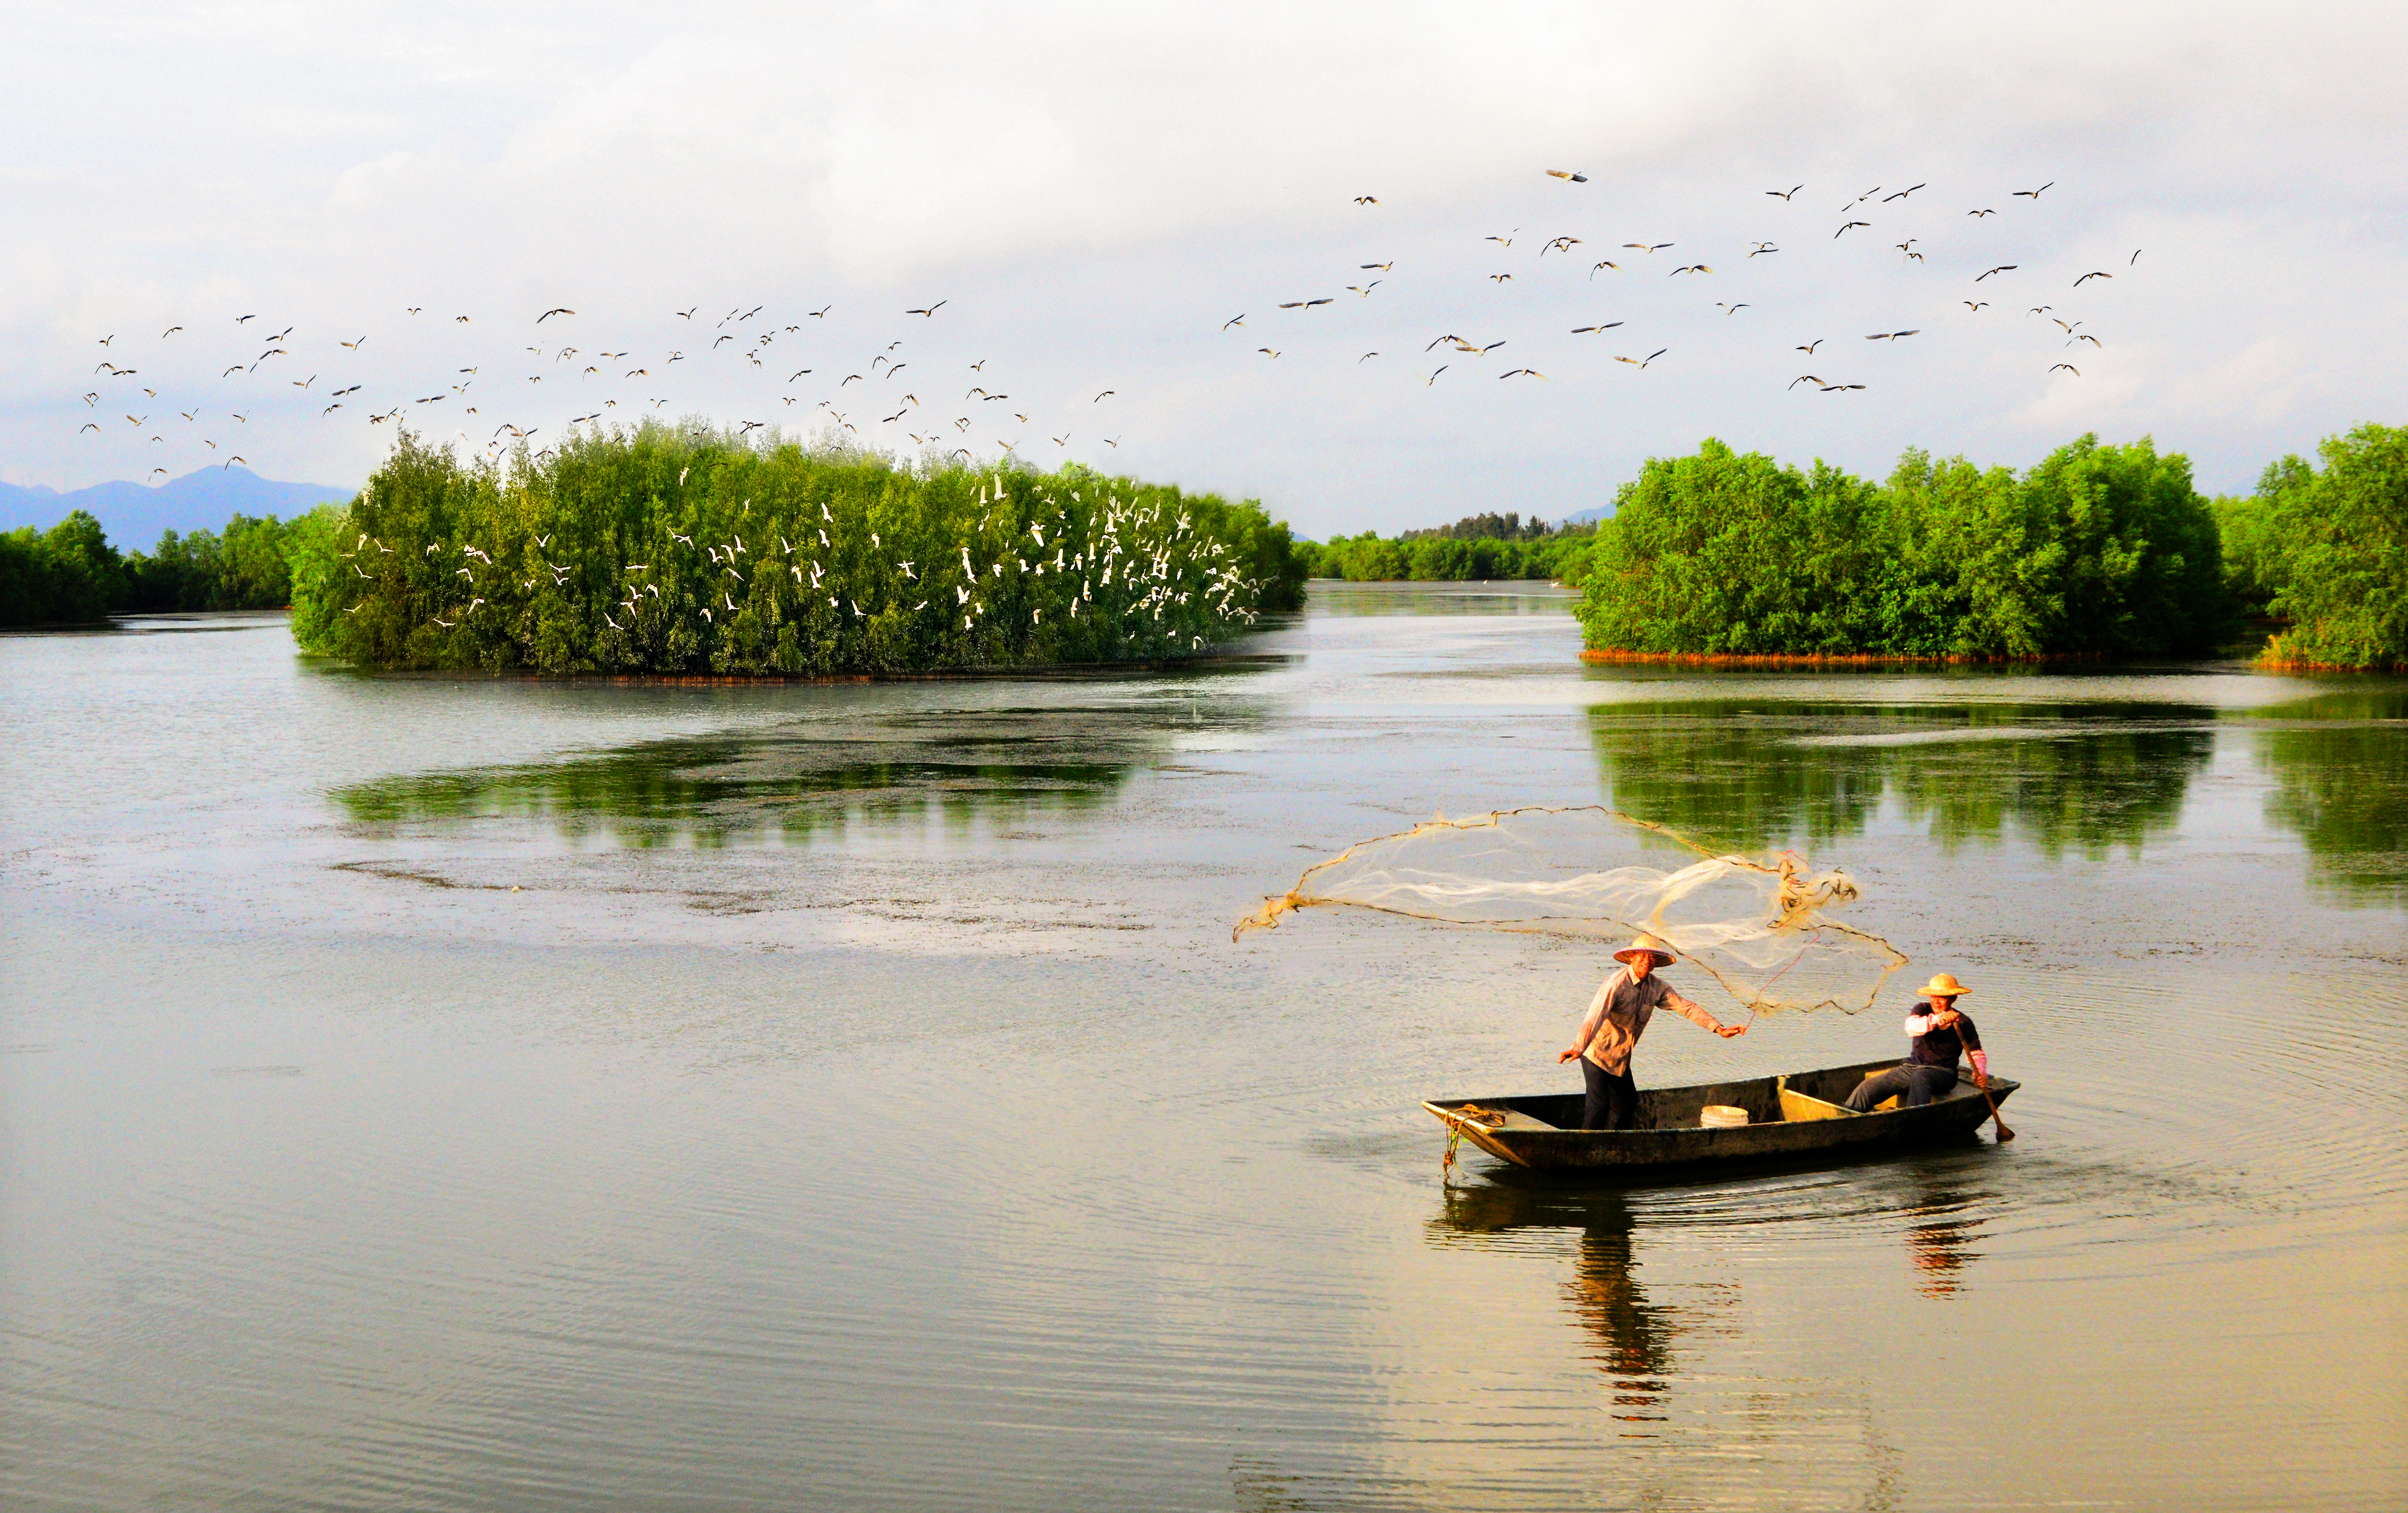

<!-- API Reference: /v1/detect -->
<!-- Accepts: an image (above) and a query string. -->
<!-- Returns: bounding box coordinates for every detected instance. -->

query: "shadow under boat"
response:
[1426,1058,2019,1174]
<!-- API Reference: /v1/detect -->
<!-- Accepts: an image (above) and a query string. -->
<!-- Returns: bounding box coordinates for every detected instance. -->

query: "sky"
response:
[4,1,2402,537]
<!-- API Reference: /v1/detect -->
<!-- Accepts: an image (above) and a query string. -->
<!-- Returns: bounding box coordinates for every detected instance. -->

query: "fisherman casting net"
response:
[1233,805,1907,1016]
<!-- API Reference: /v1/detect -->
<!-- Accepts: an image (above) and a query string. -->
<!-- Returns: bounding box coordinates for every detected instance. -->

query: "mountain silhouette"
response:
[1,467,357,549]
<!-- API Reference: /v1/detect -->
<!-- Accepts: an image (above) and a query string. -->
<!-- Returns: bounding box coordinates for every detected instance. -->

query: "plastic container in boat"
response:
[1699,1104,1750,1128]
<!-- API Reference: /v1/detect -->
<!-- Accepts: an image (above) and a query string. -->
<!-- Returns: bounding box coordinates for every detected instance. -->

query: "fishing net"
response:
[1233,805,1906,1015]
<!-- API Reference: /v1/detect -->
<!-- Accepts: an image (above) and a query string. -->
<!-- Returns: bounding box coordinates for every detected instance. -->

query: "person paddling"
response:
[1557,933,1746,1131]
[1847,972,1990,1111]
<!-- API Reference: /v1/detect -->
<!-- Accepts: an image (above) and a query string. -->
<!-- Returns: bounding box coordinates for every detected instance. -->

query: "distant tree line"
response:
[1304,511,1597,584]
[1398,509,1582,543]
[0,507,344,627]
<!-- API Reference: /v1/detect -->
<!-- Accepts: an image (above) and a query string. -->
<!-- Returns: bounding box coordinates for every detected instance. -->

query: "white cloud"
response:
[4,2,2403,527]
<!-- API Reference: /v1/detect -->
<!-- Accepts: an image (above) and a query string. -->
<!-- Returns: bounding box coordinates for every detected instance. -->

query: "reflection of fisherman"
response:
[1847,972,1990,1110]
[1566,1226,1674,1403]
[1558,933,1746,1131]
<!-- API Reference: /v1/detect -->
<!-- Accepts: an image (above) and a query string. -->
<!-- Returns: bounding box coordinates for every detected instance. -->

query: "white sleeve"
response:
[1903,1012,1933,1036]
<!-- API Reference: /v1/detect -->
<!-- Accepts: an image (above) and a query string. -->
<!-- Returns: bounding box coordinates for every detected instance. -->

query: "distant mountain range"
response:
[1,467,357,549]
[1562,505,1613,526]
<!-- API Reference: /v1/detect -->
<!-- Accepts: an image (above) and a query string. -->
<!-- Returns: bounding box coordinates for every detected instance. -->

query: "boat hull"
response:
[1426,1058,2018,1172]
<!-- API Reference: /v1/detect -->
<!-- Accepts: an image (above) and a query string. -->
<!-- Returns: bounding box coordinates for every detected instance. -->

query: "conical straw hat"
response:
[1920,972,1972,998]
[1614,933,1677,966]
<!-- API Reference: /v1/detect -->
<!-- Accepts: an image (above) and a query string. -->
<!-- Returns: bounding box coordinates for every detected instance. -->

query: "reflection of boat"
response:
[1425,1059,2019,1172]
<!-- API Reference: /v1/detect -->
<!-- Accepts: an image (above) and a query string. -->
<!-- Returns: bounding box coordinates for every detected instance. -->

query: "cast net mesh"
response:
[1233,805,1906,1015]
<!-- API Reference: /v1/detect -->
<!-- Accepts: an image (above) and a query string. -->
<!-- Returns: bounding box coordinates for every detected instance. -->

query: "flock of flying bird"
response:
[1223,170,2131,394]
[66,167,2132,494]
[68,294,1134,487]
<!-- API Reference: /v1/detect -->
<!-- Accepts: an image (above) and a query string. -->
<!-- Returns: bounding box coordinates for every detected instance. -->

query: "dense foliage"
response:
[0,507,341,626]
[1579,434,2228,659]
[2214,423,2405,669]
[290,426,1308,673]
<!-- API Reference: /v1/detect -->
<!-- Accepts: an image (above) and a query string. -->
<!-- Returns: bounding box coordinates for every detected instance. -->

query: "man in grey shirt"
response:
[1558,933,1747,1130]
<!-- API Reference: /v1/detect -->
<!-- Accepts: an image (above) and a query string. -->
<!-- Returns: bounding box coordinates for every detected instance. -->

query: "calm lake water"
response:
[3,584,2402,1511]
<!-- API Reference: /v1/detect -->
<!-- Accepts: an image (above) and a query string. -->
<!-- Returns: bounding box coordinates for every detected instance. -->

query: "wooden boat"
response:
[1424,1058,2019,1172]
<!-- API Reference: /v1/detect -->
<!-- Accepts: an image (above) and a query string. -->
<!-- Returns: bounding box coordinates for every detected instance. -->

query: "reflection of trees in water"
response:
[2249,690,2408,907]
[330,705,1238,846]
[1589,701,2215,859]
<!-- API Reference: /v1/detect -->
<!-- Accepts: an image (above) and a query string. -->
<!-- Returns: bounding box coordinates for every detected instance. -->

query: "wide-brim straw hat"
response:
[1614,933,1677,967]
[1920,972,1972,998]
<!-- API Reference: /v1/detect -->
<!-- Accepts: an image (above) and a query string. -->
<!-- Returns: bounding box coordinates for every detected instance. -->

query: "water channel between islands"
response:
[3,582,2402,1511]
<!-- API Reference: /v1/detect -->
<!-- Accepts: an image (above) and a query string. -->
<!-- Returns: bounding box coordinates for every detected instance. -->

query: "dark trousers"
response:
[1581,1059,1640,1131]
[1846,1064,1958,1111]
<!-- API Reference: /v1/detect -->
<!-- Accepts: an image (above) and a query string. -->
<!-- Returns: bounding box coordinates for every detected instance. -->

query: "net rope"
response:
[1233,805,1906,1015]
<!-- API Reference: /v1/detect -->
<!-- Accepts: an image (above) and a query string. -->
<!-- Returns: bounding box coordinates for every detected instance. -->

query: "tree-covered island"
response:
[1569,425,2402,669]
[286,427,1307,673]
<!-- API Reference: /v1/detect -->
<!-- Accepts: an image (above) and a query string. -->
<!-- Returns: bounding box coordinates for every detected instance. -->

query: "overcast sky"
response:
[5,2,2402,535]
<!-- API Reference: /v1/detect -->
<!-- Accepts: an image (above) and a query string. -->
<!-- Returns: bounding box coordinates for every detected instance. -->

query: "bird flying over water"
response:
[2074,271,2113,285]
[538,308,575,321]
[1977,265,2017,280]
[1545,169,1588,182]
[1766,184,1803,200]
[2013,182,2054,200]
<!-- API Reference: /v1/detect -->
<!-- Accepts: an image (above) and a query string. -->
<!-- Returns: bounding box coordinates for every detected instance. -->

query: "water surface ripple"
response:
[2,589,2402,1511]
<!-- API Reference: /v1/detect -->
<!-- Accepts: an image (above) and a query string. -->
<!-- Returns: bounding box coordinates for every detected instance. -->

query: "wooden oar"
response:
[1972,1069,2015,1142]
